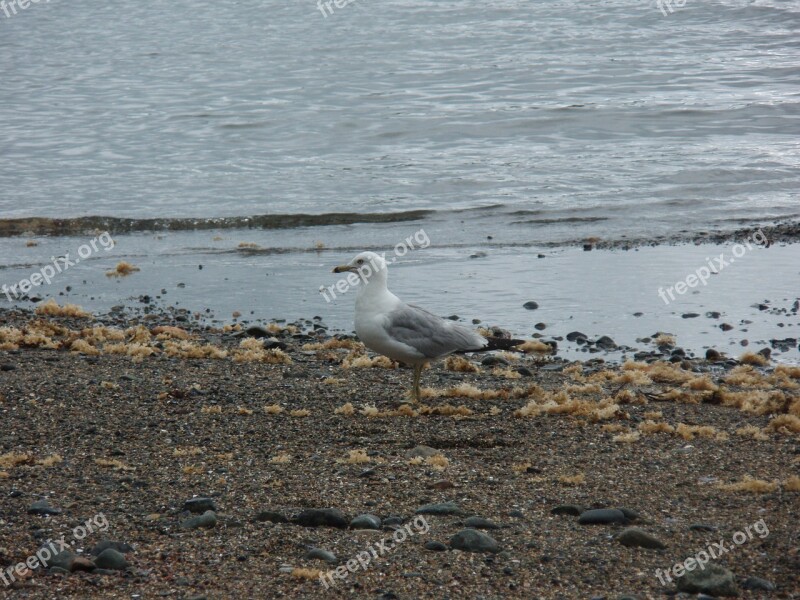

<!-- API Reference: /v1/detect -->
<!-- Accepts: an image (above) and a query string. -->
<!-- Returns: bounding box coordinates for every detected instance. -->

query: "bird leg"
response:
[412,364,423,403]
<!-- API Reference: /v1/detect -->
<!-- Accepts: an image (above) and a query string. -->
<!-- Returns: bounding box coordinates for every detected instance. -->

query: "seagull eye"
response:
[357,259,364,265]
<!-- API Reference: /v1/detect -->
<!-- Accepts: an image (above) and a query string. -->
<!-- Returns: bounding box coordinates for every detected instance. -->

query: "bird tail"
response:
[458,337,526,354]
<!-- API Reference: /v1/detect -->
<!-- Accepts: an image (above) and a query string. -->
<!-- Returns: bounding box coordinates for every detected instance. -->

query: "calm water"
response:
[0,0,798,361]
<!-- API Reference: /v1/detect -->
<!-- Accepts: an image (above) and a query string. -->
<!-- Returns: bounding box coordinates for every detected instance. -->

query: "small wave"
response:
[0,210,435,237]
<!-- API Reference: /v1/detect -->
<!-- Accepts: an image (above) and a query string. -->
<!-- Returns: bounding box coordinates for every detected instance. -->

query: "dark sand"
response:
[0,308,798,599]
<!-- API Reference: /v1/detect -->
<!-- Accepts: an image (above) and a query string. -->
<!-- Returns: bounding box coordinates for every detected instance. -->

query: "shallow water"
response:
[1,0,799,245]
[1,231,797,363]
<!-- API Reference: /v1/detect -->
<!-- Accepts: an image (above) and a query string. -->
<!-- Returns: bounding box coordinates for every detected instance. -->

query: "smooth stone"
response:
[596,335,617,349]
[578,508,627,525]
[405,445,440,459]
[255,510,288,523]
[351,514,382,530]
[705,349,721,361]
[463,516,500,530]
[481,356,509,366]
[416,502,462,516]
[523,301,539,310]
[304,548,338,564]
[566,331,588,342]
[534,322,546,330]
[424,541,448,552]
[89,540,133,556]
[70,557,96,572]
[551,504,583,516]
[28,499,62,516]
[449,529,500,553]
[47,550,76,571]
[676,563,739,597]
[293,508,348,528]
[689,523,717,532]
[184,497,216,513]
[741,576,775,591]
[615,527,667,550]
[382,516,405,527]
[180,510,217,530]
[682,313,700,319]
[94,548,128,570]
[616,507,640,521]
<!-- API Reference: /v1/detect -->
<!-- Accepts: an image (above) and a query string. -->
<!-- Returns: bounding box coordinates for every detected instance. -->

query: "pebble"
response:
[463,516,500,530]
[449,529,500,553]
[405,445,440,459]
[94,548,129,570]
[481,356,509,366]
[523,301,539,310]
[566,331,588,342]
[180,510,217,530]
[416,502,462,516]
[720,323,734,331]
[534,322,546,330]
[682,313,700,319]
[741,576,775,591]
[614,527,666,549]
[184,497,216,513]
[424,541,448,552]
[304,548,338,564]
[595,335,617,349]
[578,508,627,525]
[89,540,134,555]
[70,557,96,572]
[689,523,717,532]
[382,516,405,527]
[676,563,738,596]
[292,508,349,528]
[616,507,640,521]
[551,504,583,516]
[705,349,721,361]
[28,499,62,516]
[48,550,76,571]
[255,510,288,523]
[350,514,382,530]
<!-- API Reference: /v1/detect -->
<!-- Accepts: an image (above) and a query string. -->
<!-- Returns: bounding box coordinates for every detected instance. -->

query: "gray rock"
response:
[742,576,775,591]
[89,540,133,556]
[481,356,509,367]
[304,548,338,564]
[551,504,583,516]
[184,497,216,513]
[615,527,666,550]
[676,563,739,597]
[523,301,539,310]
[449,529,500,553]
[578,508,627,525]
[47,549,76,571]
[28,499,62,516]
[350,514,382,530]
[292,508,348,528]
[405,445,440,459]
[463,516,500,530]
[616,507,641,521]
[416,502,462,516]
[424,541,448,552]
[255,510,288,523]
[596,335,617,349]
[94,548,128,570]
[180,510,217,530]
[689,523,717,532]
[382,516,405,527]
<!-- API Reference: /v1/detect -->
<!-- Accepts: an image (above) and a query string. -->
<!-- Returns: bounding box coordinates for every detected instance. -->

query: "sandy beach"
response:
[0,305,798,599]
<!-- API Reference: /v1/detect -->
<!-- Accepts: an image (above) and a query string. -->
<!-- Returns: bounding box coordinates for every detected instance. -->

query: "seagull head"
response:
[332,251,388,284]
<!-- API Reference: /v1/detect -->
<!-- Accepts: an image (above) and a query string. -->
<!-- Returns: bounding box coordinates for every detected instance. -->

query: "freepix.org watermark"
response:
[1,512,110,587]
[656,0,686,16]
[319,515,429,589]
[657,229,768,305]
[655,517,769,586]
[1,0,49,21]
[319,228,430,303]
[2,232,115,302]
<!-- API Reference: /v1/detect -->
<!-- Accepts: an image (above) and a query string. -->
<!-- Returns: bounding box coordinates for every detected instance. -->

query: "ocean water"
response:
[0,0,798,361]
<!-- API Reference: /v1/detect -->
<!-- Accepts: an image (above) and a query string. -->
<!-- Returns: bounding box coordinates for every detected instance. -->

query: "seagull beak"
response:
[333,265,356,273]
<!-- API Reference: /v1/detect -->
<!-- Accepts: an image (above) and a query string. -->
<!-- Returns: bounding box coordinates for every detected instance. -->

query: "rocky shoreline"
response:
[0,305,798,599]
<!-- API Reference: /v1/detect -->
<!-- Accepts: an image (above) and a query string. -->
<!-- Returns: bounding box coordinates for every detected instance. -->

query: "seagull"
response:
[332,251,523,402]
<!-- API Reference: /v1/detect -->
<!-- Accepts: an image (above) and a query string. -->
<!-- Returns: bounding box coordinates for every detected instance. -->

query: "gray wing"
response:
[385,303,487,359]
